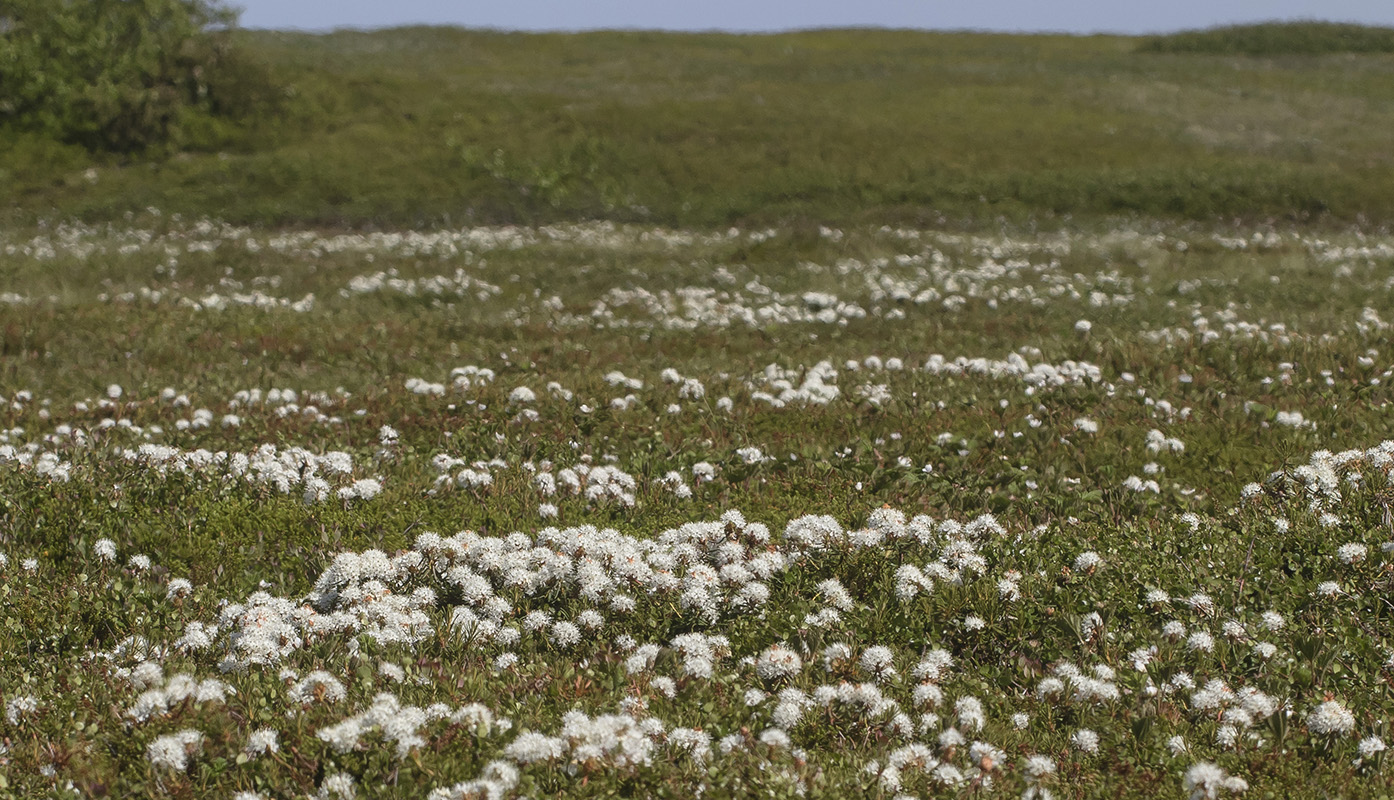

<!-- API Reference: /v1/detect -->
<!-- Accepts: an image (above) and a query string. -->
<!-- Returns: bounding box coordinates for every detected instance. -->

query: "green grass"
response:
[4,24,1394,229]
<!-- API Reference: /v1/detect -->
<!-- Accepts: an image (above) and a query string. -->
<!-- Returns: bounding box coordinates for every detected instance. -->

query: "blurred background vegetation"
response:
[2,12,1393,230]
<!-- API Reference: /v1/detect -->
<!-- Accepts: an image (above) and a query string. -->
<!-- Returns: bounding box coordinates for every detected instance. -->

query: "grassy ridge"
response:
[1140,21,1394,55]
[3,24,1394,228]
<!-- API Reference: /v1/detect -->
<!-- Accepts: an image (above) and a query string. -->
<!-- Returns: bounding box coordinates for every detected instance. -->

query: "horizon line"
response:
[235,17,1394,37]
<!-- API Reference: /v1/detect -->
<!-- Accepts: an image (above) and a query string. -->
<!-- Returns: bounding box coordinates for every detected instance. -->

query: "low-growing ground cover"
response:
[1,217,1393,798]
[7,24,1394,229]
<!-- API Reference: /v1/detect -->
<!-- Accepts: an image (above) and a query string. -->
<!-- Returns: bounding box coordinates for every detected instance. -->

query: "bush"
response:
[1139,21,1394,56]
[0,0,276,152]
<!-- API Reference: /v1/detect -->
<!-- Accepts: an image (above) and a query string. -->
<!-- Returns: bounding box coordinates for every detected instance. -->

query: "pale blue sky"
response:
[235,1,1394,34]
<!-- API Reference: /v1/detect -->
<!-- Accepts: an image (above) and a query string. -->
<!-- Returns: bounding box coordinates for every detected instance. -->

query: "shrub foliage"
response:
[0,0,270,152]
[1139,21,1394,56]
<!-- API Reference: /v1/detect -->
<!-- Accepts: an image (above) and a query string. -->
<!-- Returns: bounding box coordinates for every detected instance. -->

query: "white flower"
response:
[504,731,566,764]
[758,728,791,749]
[997,578,1020,601]
[1259,611,1285,631]
[288,672,346,705]
[772,688,808,727]
[166,578,194,600]
[1221,620,1246,640]
[1024,754,1055,780]
[5,695,38,725]
[1358,736,1387,759]
[859,646,896,678]
[94,539,117,563]
[669,727,711,763]
[378,425,399,446]
[246,729,279,757]
[1183,761,1248,799]
[1073,551,1102,573]
[1336,543,1367,564]
[1307,700,1356,736]
[895,565,931,601]
[1036,677,1065,700]
[1073,417,1099,433]
[1215,724,1239,749]
[736,446,768,465]
[338,478,383,501]
[1315,581,1342,598]
[1080,612,1104,640]
[317,773,357,800]
[954,696,985,732]
[912,649,953,682]
[1074,319,1092,334]
[1071,728,1099,754]
[755,644,803,681]
[147,729,203,771]
[1184,593,1214,615]
[549,621,582,649]
[816,578,854,611]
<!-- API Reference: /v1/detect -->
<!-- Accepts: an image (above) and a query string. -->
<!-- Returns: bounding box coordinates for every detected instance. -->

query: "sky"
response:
[234,0,1394,35]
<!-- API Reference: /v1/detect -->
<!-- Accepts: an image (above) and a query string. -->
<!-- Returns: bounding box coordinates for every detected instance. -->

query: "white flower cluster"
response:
[1183,761,1249,800]
[1146,429,1186,454]
[126,670,234,722]
[342,268,501,301]
[1307,699,1356,736]
[189,556,436,669]
[0,445,73,482]
[147,729,204,771]
[318,693,510,759]
[121,443,377,504]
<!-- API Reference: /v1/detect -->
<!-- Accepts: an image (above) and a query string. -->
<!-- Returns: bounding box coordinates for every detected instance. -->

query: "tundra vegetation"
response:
[2,16,1394,800]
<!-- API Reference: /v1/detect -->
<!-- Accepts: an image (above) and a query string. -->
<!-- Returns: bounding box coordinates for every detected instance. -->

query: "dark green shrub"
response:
[1139,21,1394,56]
[0,0,278,152]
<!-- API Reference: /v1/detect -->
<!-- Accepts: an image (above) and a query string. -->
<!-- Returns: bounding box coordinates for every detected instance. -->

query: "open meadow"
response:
[3,19,1394,800]
[2,217,1394,798]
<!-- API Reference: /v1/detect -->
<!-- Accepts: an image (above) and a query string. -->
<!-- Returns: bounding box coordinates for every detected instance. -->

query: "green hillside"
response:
[4,23,1394,228]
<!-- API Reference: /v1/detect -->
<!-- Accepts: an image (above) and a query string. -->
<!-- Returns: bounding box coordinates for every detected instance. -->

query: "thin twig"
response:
[1237,535,1257,595]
